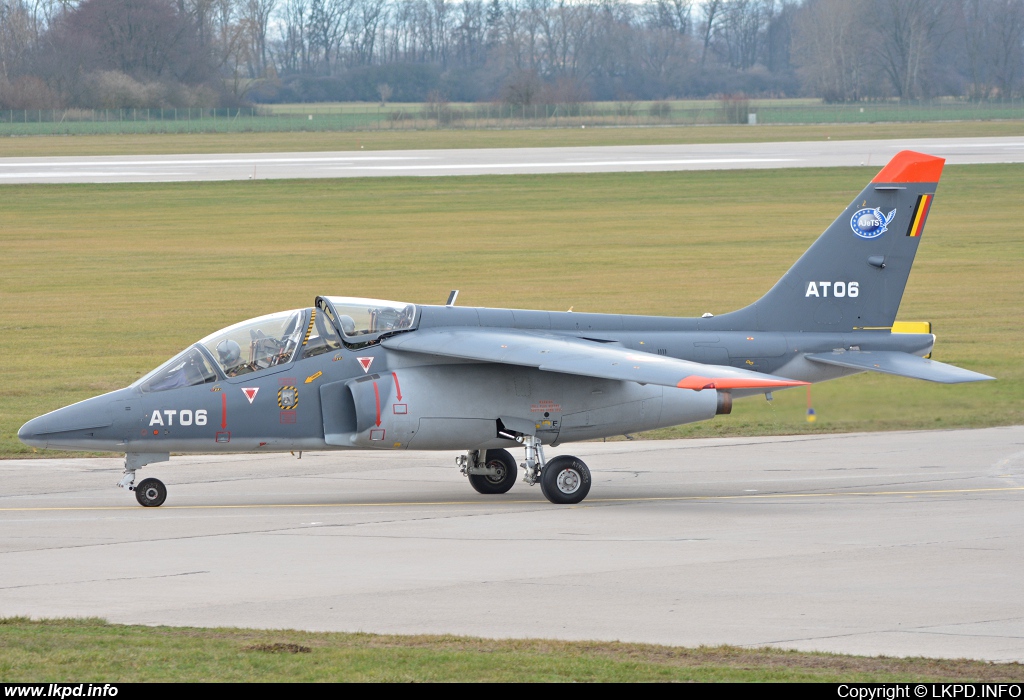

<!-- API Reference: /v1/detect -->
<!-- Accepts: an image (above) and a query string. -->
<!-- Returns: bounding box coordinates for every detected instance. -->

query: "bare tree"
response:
[870,0,950,99]
[452,0,484,66]
[307,0,354,74]
[656,0,692,34]
[697,0,721,65]
[14,0,1022,107]
[351,0,387,64]
[278,0,309,72]
[498,0,525,68]
[958,0,992,98]
[990,0,1024,97]
[57,0,209,82]
[638,0,692,83]
[0,0,36,79]
[538,0,591,79]
[715,0,775,70]
[793,0,868,101]
[244,0,277,76]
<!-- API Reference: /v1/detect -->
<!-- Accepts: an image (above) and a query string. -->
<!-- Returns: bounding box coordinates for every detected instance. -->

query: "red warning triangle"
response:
[357,356,374,373]
[242,387,259,403]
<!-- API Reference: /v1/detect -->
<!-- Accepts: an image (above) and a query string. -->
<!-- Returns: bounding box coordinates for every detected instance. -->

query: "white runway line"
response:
[350,157,799,171]
[2,136,1022,184]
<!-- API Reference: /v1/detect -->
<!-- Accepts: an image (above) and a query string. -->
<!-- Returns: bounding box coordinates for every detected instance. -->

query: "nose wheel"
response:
[134,478,167,507]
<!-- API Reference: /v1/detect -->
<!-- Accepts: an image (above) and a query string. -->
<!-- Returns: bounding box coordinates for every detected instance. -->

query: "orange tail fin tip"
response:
[872,150,945,183]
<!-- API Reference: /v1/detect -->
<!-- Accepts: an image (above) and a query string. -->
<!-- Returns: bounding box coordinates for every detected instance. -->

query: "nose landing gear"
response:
[118,452,170,507]
[134,478,168,507]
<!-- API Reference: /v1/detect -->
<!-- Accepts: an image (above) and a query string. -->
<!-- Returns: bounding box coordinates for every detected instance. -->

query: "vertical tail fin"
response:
[715,151,945,332]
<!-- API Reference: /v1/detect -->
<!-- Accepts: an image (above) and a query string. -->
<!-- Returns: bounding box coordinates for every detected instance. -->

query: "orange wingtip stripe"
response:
[676,376,810,390]
[872,150,945,183]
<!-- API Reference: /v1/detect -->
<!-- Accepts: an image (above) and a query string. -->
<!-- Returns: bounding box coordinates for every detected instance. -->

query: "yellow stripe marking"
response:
[2,486,1021,513]
[301,309,316,346]
[909,194,931,237]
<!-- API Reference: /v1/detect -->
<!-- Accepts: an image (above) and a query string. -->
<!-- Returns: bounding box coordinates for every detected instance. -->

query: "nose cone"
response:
[18,388,134,452]
[18,415,49,449]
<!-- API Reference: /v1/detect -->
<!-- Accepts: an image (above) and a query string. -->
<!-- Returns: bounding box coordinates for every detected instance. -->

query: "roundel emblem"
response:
[850,208,895,239]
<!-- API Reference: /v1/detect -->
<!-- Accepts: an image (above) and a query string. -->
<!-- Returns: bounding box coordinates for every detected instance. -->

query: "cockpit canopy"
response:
[200,309,306,377]
[316,296,417,345]
[134,297,418,393]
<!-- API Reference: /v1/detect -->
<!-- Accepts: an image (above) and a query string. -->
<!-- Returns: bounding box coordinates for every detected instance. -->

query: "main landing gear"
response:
[458,449,518,494]
[458,437,592,505]
[539,455,591,505]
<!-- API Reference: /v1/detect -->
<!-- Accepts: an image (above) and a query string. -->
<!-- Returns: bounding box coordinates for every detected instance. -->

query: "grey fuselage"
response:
[19,303,933,455]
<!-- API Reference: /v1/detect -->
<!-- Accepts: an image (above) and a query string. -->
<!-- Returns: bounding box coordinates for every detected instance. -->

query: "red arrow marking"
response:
[373,381,381,427]
[221,393,227,429]
[392,372,402,401]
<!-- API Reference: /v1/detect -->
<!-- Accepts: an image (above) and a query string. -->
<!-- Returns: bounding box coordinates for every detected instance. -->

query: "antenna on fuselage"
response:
[446,290,459,306]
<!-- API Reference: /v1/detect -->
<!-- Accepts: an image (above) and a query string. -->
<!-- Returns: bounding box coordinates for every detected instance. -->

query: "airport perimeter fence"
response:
[2,98,1023,136]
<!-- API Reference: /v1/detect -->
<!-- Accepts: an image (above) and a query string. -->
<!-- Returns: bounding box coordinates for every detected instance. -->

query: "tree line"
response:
[0,0,1022,109]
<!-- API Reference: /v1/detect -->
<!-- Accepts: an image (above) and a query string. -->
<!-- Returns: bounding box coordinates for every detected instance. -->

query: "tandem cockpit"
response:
[133,297,418,393]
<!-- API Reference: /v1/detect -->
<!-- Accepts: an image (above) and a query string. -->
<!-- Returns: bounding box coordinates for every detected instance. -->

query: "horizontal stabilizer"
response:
[384,328,807,391]
[805,351,993,384]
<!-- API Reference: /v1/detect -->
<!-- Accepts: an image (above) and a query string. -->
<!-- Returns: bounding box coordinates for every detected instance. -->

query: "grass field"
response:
[0,164,1020,457]
[3,97,1022,137]
[2,120,1024,157]
[2,618,1021,682]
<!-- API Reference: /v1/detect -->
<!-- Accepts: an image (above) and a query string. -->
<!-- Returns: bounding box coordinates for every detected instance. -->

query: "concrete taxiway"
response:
[2,426,1023,662]
[0,136,1022,183]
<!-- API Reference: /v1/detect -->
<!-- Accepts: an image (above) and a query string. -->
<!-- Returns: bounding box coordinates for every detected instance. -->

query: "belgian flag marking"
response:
[906,194,933,237]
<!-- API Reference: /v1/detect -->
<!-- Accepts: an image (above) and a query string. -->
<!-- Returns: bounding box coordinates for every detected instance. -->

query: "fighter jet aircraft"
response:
[18,150,992,507]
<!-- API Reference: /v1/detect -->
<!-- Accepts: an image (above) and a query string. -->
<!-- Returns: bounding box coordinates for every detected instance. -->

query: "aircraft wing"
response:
[382,328,807,391]
[805,351,993,384]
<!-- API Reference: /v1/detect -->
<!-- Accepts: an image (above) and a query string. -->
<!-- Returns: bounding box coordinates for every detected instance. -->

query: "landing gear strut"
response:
[519,436,546,486]
[118,452,170,507]
[521,437,591,505]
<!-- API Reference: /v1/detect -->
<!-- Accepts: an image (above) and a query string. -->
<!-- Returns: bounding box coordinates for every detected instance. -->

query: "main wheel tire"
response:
[468,449,518,495]
[135,478,167,507]
[539,456,591,505]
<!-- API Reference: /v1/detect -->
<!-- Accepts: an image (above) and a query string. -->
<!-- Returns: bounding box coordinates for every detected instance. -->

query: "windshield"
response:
[135,346,218,393]
[321,297,416,337]
[199,309,305,377]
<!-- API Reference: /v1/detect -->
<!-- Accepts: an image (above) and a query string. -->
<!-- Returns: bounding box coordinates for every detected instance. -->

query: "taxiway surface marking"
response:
[2,484,1022,512]
[3,427,1024,662]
